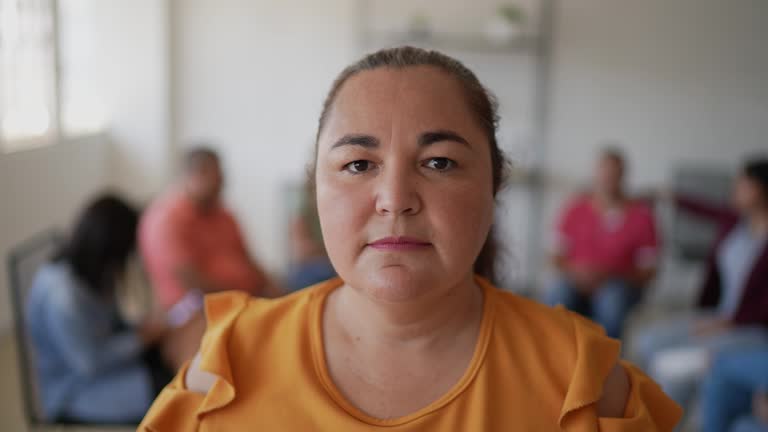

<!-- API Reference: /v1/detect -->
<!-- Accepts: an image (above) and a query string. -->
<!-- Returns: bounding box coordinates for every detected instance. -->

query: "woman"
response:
[140,47,681,430]
[631,158,768,409]
[26,194,173,423]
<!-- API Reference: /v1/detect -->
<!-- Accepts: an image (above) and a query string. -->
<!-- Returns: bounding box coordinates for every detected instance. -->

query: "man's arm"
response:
[175,265,224,294]
[612,266,657,288]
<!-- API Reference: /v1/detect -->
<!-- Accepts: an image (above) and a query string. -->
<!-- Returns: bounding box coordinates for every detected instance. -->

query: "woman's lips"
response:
[368,236,432,251]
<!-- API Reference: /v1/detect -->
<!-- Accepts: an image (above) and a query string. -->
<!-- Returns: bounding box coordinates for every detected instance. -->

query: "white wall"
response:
[174,0,358,271]
[174,0,545,277]
[545,0,768,199]
[0,1,171,332]
[533,0,768,291]
[60,0,173,202]
[174,0,768,284]
[0,136,109,329]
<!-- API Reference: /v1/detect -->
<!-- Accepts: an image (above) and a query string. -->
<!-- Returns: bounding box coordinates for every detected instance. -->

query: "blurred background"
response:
[1,0,766,431]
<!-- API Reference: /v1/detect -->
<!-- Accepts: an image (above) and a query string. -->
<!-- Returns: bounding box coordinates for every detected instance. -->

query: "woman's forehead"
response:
[320,67,483,146]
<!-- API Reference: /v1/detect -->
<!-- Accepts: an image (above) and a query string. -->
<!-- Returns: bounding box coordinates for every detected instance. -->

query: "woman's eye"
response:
[424,157,456,171]
[343,160,373,174]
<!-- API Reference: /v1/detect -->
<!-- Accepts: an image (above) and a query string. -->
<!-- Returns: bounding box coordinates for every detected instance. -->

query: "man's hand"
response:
[568,265,607,295]
[754,392,768,425]
[139,308,169,346]
[693,318,732,337]
[162,311,206,371]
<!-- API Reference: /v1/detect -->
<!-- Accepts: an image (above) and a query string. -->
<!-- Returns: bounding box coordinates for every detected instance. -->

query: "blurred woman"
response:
[140,47,681,431]
[632,158,768,408]
[26,194,173,424]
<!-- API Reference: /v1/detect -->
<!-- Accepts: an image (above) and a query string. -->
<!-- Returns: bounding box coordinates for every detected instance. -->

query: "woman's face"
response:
[315,66,495,302]
[733,174,767,213]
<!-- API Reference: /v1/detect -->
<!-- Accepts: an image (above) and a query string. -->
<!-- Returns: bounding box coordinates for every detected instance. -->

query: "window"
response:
[0,0,106,153]
[0,0,58,152]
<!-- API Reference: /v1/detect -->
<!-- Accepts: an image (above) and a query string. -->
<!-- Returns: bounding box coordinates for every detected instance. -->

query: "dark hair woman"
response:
[632,157,768,414]
[26,194,172,424]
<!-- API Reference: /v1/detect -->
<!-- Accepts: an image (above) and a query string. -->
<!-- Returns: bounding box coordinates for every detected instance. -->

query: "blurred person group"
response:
[26,146,333,424]
[24,134,768,430]
[549,150,768,430]
[140,46,681,431]
[18,45,767,429]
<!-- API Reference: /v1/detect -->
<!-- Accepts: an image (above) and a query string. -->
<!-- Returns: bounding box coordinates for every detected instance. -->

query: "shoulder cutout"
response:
[597,362,630,418]
[184,352,218,394]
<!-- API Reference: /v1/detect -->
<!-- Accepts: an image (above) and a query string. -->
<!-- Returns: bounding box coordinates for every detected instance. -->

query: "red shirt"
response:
[139,189,261,309]
[555,194,659,275]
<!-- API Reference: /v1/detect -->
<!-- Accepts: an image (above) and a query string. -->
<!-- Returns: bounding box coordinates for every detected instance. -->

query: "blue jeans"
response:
[731,418,768,432]
[548,278,641,339]
[630,315,768,409]
[285,257,336,292]
[702,348,768,432]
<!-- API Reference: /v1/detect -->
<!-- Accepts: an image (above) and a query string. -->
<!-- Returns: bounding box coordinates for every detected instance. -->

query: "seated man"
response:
[140,147,279,333]
[549,147,659,338]
[702,348,768,432]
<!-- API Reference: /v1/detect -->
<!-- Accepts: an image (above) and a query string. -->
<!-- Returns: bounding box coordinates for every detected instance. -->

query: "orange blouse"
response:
[139,277,682,431]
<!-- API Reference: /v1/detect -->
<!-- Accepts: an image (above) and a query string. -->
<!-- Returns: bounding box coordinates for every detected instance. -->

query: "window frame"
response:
[0,0,63,154]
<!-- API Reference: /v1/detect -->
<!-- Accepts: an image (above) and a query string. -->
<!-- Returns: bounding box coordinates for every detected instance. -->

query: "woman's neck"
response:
[328,273,484,349]
[593,190,626,210]
[321,274,486,419]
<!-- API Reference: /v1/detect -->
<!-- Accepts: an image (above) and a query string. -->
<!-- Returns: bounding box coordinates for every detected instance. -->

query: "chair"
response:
[7,230,62,429]
[8,230,146,431]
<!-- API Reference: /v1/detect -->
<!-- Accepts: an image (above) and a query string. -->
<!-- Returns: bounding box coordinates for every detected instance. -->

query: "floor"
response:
[0,331,134,432]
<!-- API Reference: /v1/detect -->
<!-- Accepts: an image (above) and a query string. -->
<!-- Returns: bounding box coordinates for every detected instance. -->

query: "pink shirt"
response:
[139,190,262,310]
[555,194,659,275]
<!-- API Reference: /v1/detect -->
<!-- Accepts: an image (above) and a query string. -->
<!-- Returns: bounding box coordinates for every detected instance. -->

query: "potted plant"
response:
[484,4,526,45]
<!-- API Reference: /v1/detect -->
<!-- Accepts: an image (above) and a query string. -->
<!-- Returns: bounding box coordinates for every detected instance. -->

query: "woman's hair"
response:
[743,157,768,203]
[54,194,140,295]
[313,46,509,282]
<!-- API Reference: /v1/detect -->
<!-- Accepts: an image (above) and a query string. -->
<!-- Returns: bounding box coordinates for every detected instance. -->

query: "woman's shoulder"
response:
[206,279,334,327]
[159,280,337,424]
[486,284,682,430]
[490,286,598,343]
[490,285,623,366]
[29,262,82,306]
[200,278,339,356]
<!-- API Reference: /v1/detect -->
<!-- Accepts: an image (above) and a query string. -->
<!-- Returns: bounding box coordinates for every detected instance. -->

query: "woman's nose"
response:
[374,165,422,217]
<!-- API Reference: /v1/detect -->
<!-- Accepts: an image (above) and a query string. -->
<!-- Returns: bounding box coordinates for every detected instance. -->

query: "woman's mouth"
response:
[367,236,432,251]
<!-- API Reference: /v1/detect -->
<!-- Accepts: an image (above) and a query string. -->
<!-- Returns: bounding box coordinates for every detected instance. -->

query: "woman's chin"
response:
[359,265,439,303]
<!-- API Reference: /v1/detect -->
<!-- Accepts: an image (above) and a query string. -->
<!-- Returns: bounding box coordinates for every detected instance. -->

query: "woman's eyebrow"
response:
[419,130,471,148]
[331,134,380,149]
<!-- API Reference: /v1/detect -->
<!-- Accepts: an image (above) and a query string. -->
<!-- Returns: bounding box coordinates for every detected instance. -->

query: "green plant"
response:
[498,4,525,24]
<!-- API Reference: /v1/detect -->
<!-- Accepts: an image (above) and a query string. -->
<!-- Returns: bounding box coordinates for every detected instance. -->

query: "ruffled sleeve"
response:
[558,312,683,432]
[138,290,250,431]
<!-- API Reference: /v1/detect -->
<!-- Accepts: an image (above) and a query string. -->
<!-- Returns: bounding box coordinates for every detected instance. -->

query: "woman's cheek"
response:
[432,182,494,251]
[317,179,371,264]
